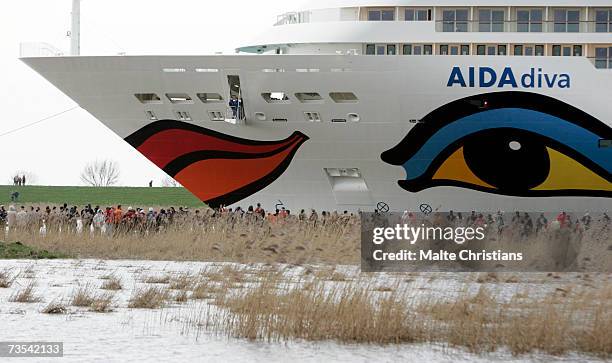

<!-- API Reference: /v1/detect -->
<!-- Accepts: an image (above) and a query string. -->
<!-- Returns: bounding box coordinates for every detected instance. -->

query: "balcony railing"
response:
[435,20,611,33]
[19,42,64,57]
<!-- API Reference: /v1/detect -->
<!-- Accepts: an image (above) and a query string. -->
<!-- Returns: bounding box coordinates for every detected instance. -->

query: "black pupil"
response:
[463,129,550,192]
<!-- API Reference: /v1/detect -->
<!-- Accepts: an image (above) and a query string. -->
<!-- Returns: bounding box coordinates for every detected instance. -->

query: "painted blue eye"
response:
[382,92,612,197]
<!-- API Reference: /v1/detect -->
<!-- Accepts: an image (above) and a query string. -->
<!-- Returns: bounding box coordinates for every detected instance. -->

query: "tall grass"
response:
[174,268,611,359]
[7,216,360,265]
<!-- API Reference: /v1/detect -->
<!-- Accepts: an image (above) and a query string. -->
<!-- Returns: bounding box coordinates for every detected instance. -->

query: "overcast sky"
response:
[1,0,294,186]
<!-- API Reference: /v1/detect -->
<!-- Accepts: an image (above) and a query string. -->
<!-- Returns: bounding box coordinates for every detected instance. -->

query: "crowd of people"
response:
[0,201,608,240]
[400,210,610,240]
[0,203,358,237]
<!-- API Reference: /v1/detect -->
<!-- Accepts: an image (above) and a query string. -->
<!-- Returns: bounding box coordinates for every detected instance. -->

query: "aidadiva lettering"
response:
[447,67,571,89]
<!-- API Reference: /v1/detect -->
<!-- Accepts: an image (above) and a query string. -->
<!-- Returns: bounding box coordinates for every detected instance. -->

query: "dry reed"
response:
[0,269,16,288]
[100,276,122,291]
[178,271,612,359]
[9,281,42,303]
[128,286,169,309]
[42,301,68,315]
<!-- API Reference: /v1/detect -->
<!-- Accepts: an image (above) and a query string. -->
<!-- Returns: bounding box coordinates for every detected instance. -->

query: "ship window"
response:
[552,45,561,56]
[332,119,347,123]
[477,45,486,55]
[478,9,505,32]
[423,45,432,55]
[175,111,192,121]
[525,46,534,56]
[442,9,468,32]
[262,92,290,103]
[368,9,394,21]
[594,47,611,69]
[145,111,157,121]
[498,45,507,55]
[450,46,459,55]
[517,9,543,32]
[461,45,470,55]
[405,9,430,21]
[376,45,386,55]
[595,10,612,32]
[330,92,358,103]
[403,44,412,55]
[573,45,582,56]
[600,139,612,148]
[295,93,323,103]
[166,93,194,104]
[366,44,376,55]
[387,44,397,55]
[562,46,572,56]
[195,68,219,73]
[554,9,580,33]
[535,45,544,56]
[135,93,162,104]
[513,45,523,56]
[487,46,496,55]
[197,93,223,103]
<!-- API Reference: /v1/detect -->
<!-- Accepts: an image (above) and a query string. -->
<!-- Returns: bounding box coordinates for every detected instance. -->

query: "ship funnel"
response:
[70,0,80,55]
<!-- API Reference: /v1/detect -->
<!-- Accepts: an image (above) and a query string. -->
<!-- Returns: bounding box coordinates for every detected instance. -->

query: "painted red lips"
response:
[125,121,308,207]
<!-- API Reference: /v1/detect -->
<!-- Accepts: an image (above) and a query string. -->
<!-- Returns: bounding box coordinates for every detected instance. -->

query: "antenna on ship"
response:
[70,0,81,55]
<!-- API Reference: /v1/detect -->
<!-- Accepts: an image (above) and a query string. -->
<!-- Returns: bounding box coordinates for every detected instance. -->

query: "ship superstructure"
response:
[22,0,612,212]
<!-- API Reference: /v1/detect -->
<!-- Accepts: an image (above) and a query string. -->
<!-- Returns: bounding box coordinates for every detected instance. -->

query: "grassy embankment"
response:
[0,185,202,208]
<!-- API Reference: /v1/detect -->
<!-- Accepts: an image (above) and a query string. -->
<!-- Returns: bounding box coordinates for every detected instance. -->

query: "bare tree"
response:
[161,177,182,188]
[80,160,120,187]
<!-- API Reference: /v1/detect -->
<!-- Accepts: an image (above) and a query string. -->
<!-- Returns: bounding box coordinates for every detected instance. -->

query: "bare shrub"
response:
[9,281,42,303]
[42,301,68,314]
[71,285,96,307]
[89,293,115,313]
[0,269,16,288]
[100,276,122,291]
[169,274,194,290]
[144,275,171,284]
[128,287,169,309]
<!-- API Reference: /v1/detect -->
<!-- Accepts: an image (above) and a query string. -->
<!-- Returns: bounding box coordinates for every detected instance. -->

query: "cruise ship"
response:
[21,0,612,212]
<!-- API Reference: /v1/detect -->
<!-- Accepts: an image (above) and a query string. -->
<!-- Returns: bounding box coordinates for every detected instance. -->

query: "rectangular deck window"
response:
[442,9,468,32]
[554,9,580,32]
[134,93,162,104]
[330,92,358,103]
[166,93,194,104]
[595,10,612,32]
[368,9,394,21]
[197,93,223,103]
[262,92,290,103]
[595,47,611,69]
[517,9,543,32]
[479,9,505,32]
[405,9,430,21]
[295,93,323,103]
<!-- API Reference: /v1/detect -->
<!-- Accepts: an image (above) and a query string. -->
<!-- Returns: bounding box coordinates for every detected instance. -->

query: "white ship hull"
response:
[22,55,612,212]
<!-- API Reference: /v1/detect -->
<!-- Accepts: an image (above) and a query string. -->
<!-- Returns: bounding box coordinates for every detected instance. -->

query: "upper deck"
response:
[238,0,612,67]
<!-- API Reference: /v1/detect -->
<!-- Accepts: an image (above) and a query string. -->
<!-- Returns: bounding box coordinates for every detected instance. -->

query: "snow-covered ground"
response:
[0,259,605,362]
